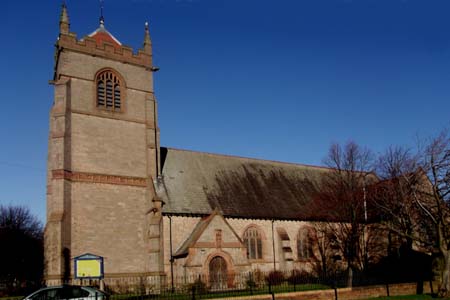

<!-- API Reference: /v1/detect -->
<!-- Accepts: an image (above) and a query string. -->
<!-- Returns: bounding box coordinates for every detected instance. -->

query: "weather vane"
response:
[99,0,105,25]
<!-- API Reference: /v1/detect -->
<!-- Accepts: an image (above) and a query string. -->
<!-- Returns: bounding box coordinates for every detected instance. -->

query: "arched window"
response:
[297,228,315,260]
[96,70,122,111]
[243,226,262,259]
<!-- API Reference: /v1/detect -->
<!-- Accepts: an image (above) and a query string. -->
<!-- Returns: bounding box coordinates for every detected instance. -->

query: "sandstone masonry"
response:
[45,4,162,284]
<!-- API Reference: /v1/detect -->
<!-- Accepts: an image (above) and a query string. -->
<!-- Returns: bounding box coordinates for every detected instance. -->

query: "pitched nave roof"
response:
[157,147,332,220]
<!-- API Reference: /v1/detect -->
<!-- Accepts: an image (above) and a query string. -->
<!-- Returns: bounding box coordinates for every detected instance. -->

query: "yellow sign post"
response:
[74,253,104,279]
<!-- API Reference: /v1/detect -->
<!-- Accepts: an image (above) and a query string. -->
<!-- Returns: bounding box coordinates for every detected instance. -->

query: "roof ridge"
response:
[162,146,333,171]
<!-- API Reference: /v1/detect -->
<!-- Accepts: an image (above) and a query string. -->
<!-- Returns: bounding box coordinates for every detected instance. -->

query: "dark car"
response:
[23,285,108,300]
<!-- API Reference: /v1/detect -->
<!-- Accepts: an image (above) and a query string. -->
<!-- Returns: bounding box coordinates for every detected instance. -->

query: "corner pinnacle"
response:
[143,21,152,52]
[59,2,70,34]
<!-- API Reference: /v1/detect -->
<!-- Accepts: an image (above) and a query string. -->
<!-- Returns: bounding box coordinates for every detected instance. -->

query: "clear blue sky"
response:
[1,0,449,223]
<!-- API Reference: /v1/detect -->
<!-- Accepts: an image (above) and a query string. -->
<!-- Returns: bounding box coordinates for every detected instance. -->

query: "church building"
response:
[45,4,349,289]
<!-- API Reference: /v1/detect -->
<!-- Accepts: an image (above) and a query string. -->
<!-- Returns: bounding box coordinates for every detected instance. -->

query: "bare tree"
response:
[418,131,450,296]
[312,141,376,286]
[369,146,421,249]
[312,222,336,277]
[0,205,43,295]
[373,146,431,250]
[374,131,450,296]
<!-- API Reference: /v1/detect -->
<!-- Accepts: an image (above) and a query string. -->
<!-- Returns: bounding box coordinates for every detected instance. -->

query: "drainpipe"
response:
[169,215,174,292]
[363,185,368,270]
[363,185,368,223]
[271,220,276,270]
[153,99,160,176]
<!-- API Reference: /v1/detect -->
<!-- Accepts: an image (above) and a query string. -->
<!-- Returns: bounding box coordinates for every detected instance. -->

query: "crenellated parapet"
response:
[56,32,152,69]
[54,3,153,73]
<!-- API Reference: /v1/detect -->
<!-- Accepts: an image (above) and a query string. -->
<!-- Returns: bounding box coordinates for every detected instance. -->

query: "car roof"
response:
[26,285,103,297]
[82,287,104,292]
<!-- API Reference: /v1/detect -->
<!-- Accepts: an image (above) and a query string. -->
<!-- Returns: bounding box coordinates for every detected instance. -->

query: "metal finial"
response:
[99,0,105,26]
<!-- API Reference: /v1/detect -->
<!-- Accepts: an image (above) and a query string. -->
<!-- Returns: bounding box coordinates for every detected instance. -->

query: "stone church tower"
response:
[45,4,163,284]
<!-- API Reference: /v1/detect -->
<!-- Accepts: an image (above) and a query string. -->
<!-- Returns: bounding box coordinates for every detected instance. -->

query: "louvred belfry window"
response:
[96,70,122,111]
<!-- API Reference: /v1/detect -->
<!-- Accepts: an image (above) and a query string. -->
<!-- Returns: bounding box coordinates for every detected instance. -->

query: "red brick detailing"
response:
[51,133,66,139]
[90,31,121,50]
[52,169,147,187]
[47,184,52,195]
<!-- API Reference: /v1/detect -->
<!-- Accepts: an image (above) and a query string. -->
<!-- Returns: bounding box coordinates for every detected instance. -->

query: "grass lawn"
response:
[87,292,450,300]
[4,289,445,300]
[364,294,449,300]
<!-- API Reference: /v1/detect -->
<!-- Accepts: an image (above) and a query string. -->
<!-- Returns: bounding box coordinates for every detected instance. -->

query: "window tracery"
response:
[96,70,122,111]
[243,226,263,259]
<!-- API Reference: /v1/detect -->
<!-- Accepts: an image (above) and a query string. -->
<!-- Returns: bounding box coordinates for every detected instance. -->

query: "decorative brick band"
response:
[45,274,64,281]
[52,169,147,187]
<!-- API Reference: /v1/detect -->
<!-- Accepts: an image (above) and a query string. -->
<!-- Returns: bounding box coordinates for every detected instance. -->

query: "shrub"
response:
[245,277,257,290]
[253,269,265,285]
[287,270,318,285]
[188,277,207,294]
[265,271,285,286]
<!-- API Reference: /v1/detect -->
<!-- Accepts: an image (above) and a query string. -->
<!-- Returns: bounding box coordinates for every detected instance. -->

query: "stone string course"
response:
[52,169,147,187]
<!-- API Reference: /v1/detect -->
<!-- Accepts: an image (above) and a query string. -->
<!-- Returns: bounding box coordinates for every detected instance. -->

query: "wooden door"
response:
[209,256,227,290]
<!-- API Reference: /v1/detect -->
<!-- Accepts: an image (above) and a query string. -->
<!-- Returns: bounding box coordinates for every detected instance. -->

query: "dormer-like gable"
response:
[86,22,122,50]
[173,211,245,258]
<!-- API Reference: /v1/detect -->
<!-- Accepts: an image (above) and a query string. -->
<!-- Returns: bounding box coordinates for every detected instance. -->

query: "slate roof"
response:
[157,147,333,220]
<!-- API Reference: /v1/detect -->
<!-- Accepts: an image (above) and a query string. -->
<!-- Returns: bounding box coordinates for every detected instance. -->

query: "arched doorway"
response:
[209,256,227,290]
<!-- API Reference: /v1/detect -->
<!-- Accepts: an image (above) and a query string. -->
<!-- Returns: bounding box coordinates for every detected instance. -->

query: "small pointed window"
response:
[96,70,122,111]
[298,228,315,260]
